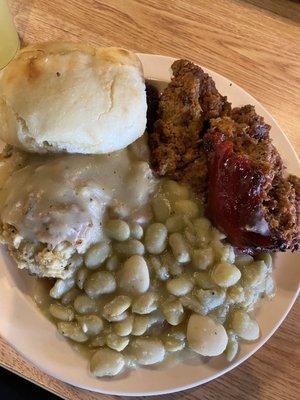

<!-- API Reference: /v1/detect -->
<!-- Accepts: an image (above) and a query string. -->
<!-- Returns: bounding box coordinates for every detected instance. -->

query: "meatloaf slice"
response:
[147,58,299,252]
[204,114,300,252]
[148,59,230,176]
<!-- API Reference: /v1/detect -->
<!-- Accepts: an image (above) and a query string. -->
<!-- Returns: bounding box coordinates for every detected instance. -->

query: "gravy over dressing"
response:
[0,137,156,253]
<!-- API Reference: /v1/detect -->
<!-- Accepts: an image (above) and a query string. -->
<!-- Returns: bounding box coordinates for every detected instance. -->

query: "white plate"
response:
[0,53,299,396]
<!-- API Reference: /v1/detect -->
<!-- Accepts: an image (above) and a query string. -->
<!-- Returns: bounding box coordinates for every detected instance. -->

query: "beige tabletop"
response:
[1,0,300,399]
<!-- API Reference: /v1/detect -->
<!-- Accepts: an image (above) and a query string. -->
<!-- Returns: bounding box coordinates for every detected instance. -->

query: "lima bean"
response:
[104,219,130,241]
[256,252,272,271]
[241,287,259,310]
[103,295,132,319]
[145,223,168,254]
[57,322,88,343]
[230,310,260,341]
[105,255,120,271]
[227,285,245,304]
[194,271,216,289]
[193,218,211,246]
[187,314,228,356]
[184,226,197,246]
[118,255,150,295]
[194,288,226,314]
[114,239,145,257]
[192,247,214,270]
[50,277,75,299]
[241,261,267,288]
[173,200,199,218]
[235,254,254,267]
[76,267,89,290]
[128,338,165,365]
[74,295,97,314]
[49,303,74,321]
[162,299,184,326]
[90,348,125,377]
[76,315,103,336]
[152,195,171,222]
[132,292,158,314]
[148,255,170,281]
[131,315,150,335]
[160,251,183,277]
[61,287,81,305]
[84,242,111,269]
[166,276,193,296]
[168,327,186,341]
[106,333,129,352]
[225,330,239,362]
[84,271,116,298]
[128,222,143,240]
[168,233,190,263]
[113,316,134,336]
[212,241,235,263]
[103,311,128,323]
[129,221,144,240]
[211,262,241,288]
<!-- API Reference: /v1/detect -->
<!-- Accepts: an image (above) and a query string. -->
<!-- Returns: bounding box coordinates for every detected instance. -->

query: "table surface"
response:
[1,0,299,399]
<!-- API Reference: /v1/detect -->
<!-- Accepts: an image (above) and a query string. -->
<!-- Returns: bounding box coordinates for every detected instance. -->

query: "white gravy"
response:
[0,137,156,253]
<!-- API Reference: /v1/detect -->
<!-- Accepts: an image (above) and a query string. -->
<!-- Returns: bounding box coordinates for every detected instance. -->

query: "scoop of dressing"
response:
[0,138,156,253]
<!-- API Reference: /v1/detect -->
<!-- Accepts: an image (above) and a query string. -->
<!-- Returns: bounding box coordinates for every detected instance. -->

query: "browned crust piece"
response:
[148,59,230,176]
[287,175,300,249]
[264,175,299,251]
[230,104,271,141]
[290,174,300,239]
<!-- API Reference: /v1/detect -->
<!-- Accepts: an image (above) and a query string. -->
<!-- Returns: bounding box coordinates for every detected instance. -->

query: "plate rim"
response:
[0,52,299,396]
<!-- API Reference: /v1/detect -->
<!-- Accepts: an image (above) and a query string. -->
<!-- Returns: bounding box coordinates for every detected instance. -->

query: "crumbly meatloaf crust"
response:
[147,59,300,252]
[172,153,208,197]
[148,60,230,176]
[288,174,300,248]
[230,104,271,141]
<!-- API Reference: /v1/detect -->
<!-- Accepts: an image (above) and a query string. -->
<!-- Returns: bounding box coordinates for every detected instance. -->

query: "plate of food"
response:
[0,42,298,396]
